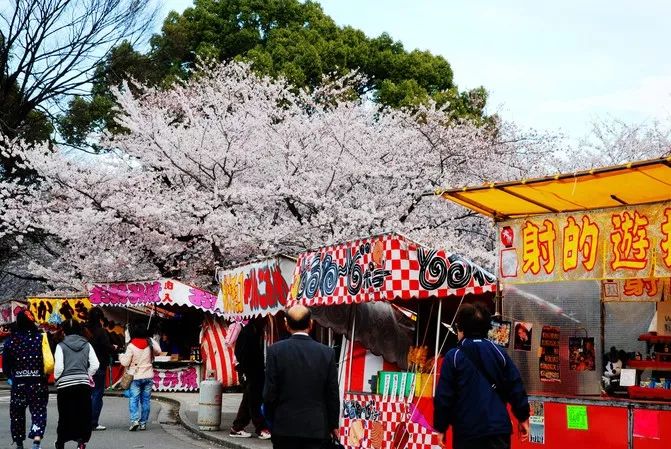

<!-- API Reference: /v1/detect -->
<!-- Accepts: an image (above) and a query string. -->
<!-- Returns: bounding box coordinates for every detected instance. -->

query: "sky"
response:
[160,0,671,140]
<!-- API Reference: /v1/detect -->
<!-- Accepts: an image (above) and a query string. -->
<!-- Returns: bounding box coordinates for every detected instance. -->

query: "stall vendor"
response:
[158,331,180,356]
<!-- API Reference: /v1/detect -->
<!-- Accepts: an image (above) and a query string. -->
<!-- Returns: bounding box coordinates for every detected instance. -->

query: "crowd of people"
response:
[4,303,531,449]
[3,307,162,449]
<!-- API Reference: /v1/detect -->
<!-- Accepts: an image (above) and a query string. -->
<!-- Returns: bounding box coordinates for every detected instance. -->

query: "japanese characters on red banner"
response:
[216,257,294,319]
[153,366,200,391]
[89,279,222,314]
[601,278,669,302]
[289,234,497,307]
[498,202,671,283]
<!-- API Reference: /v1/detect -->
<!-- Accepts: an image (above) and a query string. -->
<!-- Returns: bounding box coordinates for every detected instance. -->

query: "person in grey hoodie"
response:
[54,320,99,449]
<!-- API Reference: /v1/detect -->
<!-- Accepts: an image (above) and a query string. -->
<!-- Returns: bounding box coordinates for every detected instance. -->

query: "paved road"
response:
[0,391,222,449]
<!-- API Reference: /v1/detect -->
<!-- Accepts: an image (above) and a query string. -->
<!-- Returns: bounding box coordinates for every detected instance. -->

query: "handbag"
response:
[41,332,54,375]
[119,371,134,390]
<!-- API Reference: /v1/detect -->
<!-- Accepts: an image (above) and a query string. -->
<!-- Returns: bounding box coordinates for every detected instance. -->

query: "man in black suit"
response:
[263,305,340,449]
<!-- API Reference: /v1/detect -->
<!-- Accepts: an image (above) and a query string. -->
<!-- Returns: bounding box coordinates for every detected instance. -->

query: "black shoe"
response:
[54,441,64,449]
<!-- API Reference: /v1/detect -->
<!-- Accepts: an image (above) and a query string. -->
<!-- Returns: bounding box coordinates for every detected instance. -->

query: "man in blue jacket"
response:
[434,303,530,449]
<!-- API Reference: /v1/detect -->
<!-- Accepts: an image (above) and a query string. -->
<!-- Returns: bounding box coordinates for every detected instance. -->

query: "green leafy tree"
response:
[0,0,157,177]
[62,0,492,143]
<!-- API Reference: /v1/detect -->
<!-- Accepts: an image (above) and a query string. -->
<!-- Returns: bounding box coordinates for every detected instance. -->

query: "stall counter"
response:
[511,394,671,449]
[109,360,202,392]
[340,392,439,449]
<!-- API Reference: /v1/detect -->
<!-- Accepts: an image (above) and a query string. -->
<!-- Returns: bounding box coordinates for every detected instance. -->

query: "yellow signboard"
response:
[498,202,671,283]
[27,297,92,325]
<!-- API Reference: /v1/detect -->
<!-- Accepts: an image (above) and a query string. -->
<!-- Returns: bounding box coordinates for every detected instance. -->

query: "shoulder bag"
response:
[41,332,55,375]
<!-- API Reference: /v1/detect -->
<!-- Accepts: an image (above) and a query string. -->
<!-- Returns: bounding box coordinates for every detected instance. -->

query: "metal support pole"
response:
[348,308,357,392]
[433,299,443,394]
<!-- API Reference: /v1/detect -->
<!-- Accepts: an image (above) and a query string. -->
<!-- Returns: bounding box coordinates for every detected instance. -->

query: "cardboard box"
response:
[657,301,671,336]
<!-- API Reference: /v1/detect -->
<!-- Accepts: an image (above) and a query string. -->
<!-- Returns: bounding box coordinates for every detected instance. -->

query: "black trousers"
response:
[57,384,93,444]
[232,376,266,433]
[454,434,510,449]
[271,435,326,449]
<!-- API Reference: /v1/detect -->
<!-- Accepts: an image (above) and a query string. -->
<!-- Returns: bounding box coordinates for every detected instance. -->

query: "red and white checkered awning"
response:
[287,233,496,307]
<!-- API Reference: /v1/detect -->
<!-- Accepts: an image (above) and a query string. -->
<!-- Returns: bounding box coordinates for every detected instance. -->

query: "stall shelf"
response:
[639,333,671,344]
[628,386,671,401]
[628,360,671,371]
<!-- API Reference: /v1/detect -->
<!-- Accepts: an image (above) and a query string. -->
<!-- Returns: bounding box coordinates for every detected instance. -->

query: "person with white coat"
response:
[54,320,99,449]
[119,322,161,431]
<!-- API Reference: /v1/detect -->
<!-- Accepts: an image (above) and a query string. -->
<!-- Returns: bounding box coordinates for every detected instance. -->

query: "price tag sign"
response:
[567,405,588,430]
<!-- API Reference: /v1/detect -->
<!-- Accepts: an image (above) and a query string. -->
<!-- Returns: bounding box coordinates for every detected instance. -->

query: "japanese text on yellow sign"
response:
[498,202,671,283]
[27,297,92,325]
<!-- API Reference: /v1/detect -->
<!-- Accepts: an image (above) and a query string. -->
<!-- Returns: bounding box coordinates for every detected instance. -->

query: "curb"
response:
[152,393,251,449]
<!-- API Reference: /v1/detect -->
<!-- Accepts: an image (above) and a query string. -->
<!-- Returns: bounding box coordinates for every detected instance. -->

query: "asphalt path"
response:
[0,391,222,449]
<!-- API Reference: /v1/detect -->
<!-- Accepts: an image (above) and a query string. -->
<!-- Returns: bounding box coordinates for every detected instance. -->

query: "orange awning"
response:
[438,156,671,220]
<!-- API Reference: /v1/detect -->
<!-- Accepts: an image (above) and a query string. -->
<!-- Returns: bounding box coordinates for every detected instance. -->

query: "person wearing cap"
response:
[2,309,49,449]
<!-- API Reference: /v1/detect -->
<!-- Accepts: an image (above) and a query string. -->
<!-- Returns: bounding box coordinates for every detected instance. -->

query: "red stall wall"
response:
[511,402,628,449]
[633,408,671,449]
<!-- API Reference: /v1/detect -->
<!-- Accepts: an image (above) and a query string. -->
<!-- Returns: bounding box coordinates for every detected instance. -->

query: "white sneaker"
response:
[94,425,106,431]
[229,429,252,438]
[129,421,140,432]
[258,430,271,440]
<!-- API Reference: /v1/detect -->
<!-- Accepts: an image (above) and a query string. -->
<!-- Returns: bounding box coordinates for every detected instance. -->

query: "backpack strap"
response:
[458,340,507,403]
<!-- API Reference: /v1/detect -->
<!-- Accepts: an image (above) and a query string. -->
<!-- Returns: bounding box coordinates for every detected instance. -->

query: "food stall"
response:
[89,279,229,391]
[439,156,671,448]
[287,232,497,449]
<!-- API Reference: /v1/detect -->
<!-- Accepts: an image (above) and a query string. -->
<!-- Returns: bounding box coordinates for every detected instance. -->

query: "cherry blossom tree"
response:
[0,62,563,289]
[579,117,671,166]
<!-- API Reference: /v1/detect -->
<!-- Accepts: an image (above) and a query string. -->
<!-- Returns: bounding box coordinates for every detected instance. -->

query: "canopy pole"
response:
[432,299,443,394]
[348,307,357,393]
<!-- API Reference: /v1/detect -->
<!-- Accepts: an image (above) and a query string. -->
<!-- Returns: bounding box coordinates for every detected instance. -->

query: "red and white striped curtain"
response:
[343,340,401,393]
[201,316,239,387]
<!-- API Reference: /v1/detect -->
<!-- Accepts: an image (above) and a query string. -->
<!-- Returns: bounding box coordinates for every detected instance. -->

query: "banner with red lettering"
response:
[498,202,671,283]
[89,279,222,315]
[216,256,294,319]
[153,365,200,391]
[601,278,669,302]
